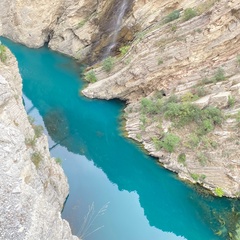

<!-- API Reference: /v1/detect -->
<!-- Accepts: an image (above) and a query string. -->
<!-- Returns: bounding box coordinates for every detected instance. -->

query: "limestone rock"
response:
[0,48,78,239]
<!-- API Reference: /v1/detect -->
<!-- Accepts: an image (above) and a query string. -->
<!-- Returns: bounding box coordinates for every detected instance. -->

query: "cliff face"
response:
[82,0,240,197]
[1,0,240,197]
[0,48,78,239]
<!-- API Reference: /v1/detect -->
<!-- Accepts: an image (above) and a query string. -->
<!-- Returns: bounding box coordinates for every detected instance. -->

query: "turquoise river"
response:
[2,37,240,240]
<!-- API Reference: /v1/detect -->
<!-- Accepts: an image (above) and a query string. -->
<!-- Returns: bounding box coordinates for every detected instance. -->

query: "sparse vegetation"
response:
[119,45,130,56]
[0,44,7,63]
[103,56,114,72]
[191,173,199,181]
[158,58,163,65]
[164,10,180,23]
[34,125,44,138]
[237,55,240,65]
[85,70,97,83]
[77,19,87,28]
[155,133,180,153]
[25,137,36,147]
[178,153,186,164]
[183,8,198,21]
[55,157,62,165]
[215,187,224,197]
[228,96,235,108]
[31,151,43,168]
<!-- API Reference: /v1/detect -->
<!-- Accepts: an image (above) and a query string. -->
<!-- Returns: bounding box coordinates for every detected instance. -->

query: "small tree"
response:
[103,57,114,72]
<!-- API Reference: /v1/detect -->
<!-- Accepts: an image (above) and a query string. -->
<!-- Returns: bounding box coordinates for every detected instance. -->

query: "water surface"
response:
[2,37,239,240]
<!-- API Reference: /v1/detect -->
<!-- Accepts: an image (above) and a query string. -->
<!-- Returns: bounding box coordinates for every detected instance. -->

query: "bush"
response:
[103,57,114,72]
[31,152,42,168]
[178,153,186,164]
[159,133,180,153]
[141,98,163,114]
[25,137,36,147]
[214,187,224,197]
[190,173,199,181]
[119,45,130,56]
[183,8,197,21]
[34,125,44,138]
[228,96,235,108]
[0,44,7,63]
[85,70,97,83]
[212,68,226,82]
[181,92,199,102]
[164,10,180,23]
[55,157,62,165]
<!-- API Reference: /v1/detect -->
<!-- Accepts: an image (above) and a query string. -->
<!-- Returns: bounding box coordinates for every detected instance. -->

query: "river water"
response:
[2,37,239,240]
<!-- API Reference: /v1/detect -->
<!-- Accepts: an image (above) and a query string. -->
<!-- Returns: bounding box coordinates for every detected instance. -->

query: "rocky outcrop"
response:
[82,0,240,197]
[0,48,78,239]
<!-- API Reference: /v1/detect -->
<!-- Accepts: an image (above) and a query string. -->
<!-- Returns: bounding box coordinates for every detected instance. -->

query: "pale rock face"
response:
[0,49,78,239]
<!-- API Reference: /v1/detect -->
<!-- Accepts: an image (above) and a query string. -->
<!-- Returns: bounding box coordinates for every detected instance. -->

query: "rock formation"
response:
[0,47,78,239]
[0,0,240,197]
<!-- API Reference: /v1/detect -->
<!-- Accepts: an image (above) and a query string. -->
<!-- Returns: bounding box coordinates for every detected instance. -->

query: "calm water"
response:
[2,37,240,240]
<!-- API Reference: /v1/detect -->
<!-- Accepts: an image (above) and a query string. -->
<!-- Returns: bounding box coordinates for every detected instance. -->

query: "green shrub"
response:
[158,58,163,65]
[31,151,43,168]
[197,152,208,166]
[141,98,163,114]
[188,134,200,148]
[103,57,114,72]
[119,45,130,56]
[159,133,180,153]
[55,157,62,165]
[85,70,97,83]
[25,137,36,147]
[164,10,180,23]
[214,187,224,197]
[237,55,240,65]
[196,86,207,97]
[199,174,206,182]
[181,92,199,102]
[190,173,199,181]
[183,8,197,21]
[228,96,235,108]
[178,153,186,164]
[34,125,44,138]
[202,106,223,125]
[0,44,7,63]
[212,68,226,82]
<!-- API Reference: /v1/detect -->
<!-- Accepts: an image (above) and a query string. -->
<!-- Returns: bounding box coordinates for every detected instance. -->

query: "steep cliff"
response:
[0,47,78,239]
[82,0,240,197]
[1,0,240,197]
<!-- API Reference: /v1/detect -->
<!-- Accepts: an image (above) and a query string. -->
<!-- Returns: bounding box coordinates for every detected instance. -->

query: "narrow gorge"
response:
[0,0,240,239]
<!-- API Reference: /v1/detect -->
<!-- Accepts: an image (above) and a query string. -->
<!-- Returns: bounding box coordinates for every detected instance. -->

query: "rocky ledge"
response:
[0,47,78,239]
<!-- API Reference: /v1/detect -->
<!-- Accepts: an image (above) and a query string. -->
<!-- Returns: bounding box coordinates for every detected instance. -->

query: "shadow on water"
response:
[1,37,240,240]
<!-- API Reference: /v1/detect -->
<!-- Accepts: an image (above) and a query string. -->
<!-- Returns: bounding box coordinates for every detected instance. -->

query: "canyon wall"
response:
[1,0,240,197]
[0,47,78,239]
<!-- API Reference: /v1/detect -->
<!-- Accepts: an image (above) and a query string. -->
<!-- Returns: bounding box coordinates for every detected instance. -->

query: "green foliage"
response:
[164,10,180,23]
[31,151,43,168]
[197,152,208,166]
[191,173,199,181]
[171,24,177,32]
[25,137,36,147]
[0,44,7,63]
[55,157,62,165]
[199,174,206,182]
[237,55,240,65]
[119,45,130,56]
[215,187,224,197]
[158,133,180,153]
[77,19,87,28]
[140,98,163,115]
[183,8,198,21]
[178,153,186,164]
[196,86,207,97]
[158,58,163,65]
[228,96,235,108]
[103,57,114,72]
[34,125,44,138]
[85,70,97,83]
[181,92,199,102]
[213,68,226,82]
[187,134,200,148]
[28,115,35,125]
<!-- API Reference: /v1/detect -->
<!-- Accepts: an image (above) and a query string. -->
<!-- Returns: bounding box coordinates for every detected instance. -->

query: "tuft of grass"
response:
[31,151,43,168]
[34,125,44,138]
[102,57,114,73]
[164,10,180,23]
[191,173,199,181]
[237,55,240,65]
[119,45,130,56]
[85,70,97,83]
[77,19,87,28]
[0,44,7,63]
[25,137,36,147]
[178,153,186,164]
[214,187,224,197]
[158,58,163,65]
[183,8,198,21]
[55,157,62,165]
[228,96,235,108]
